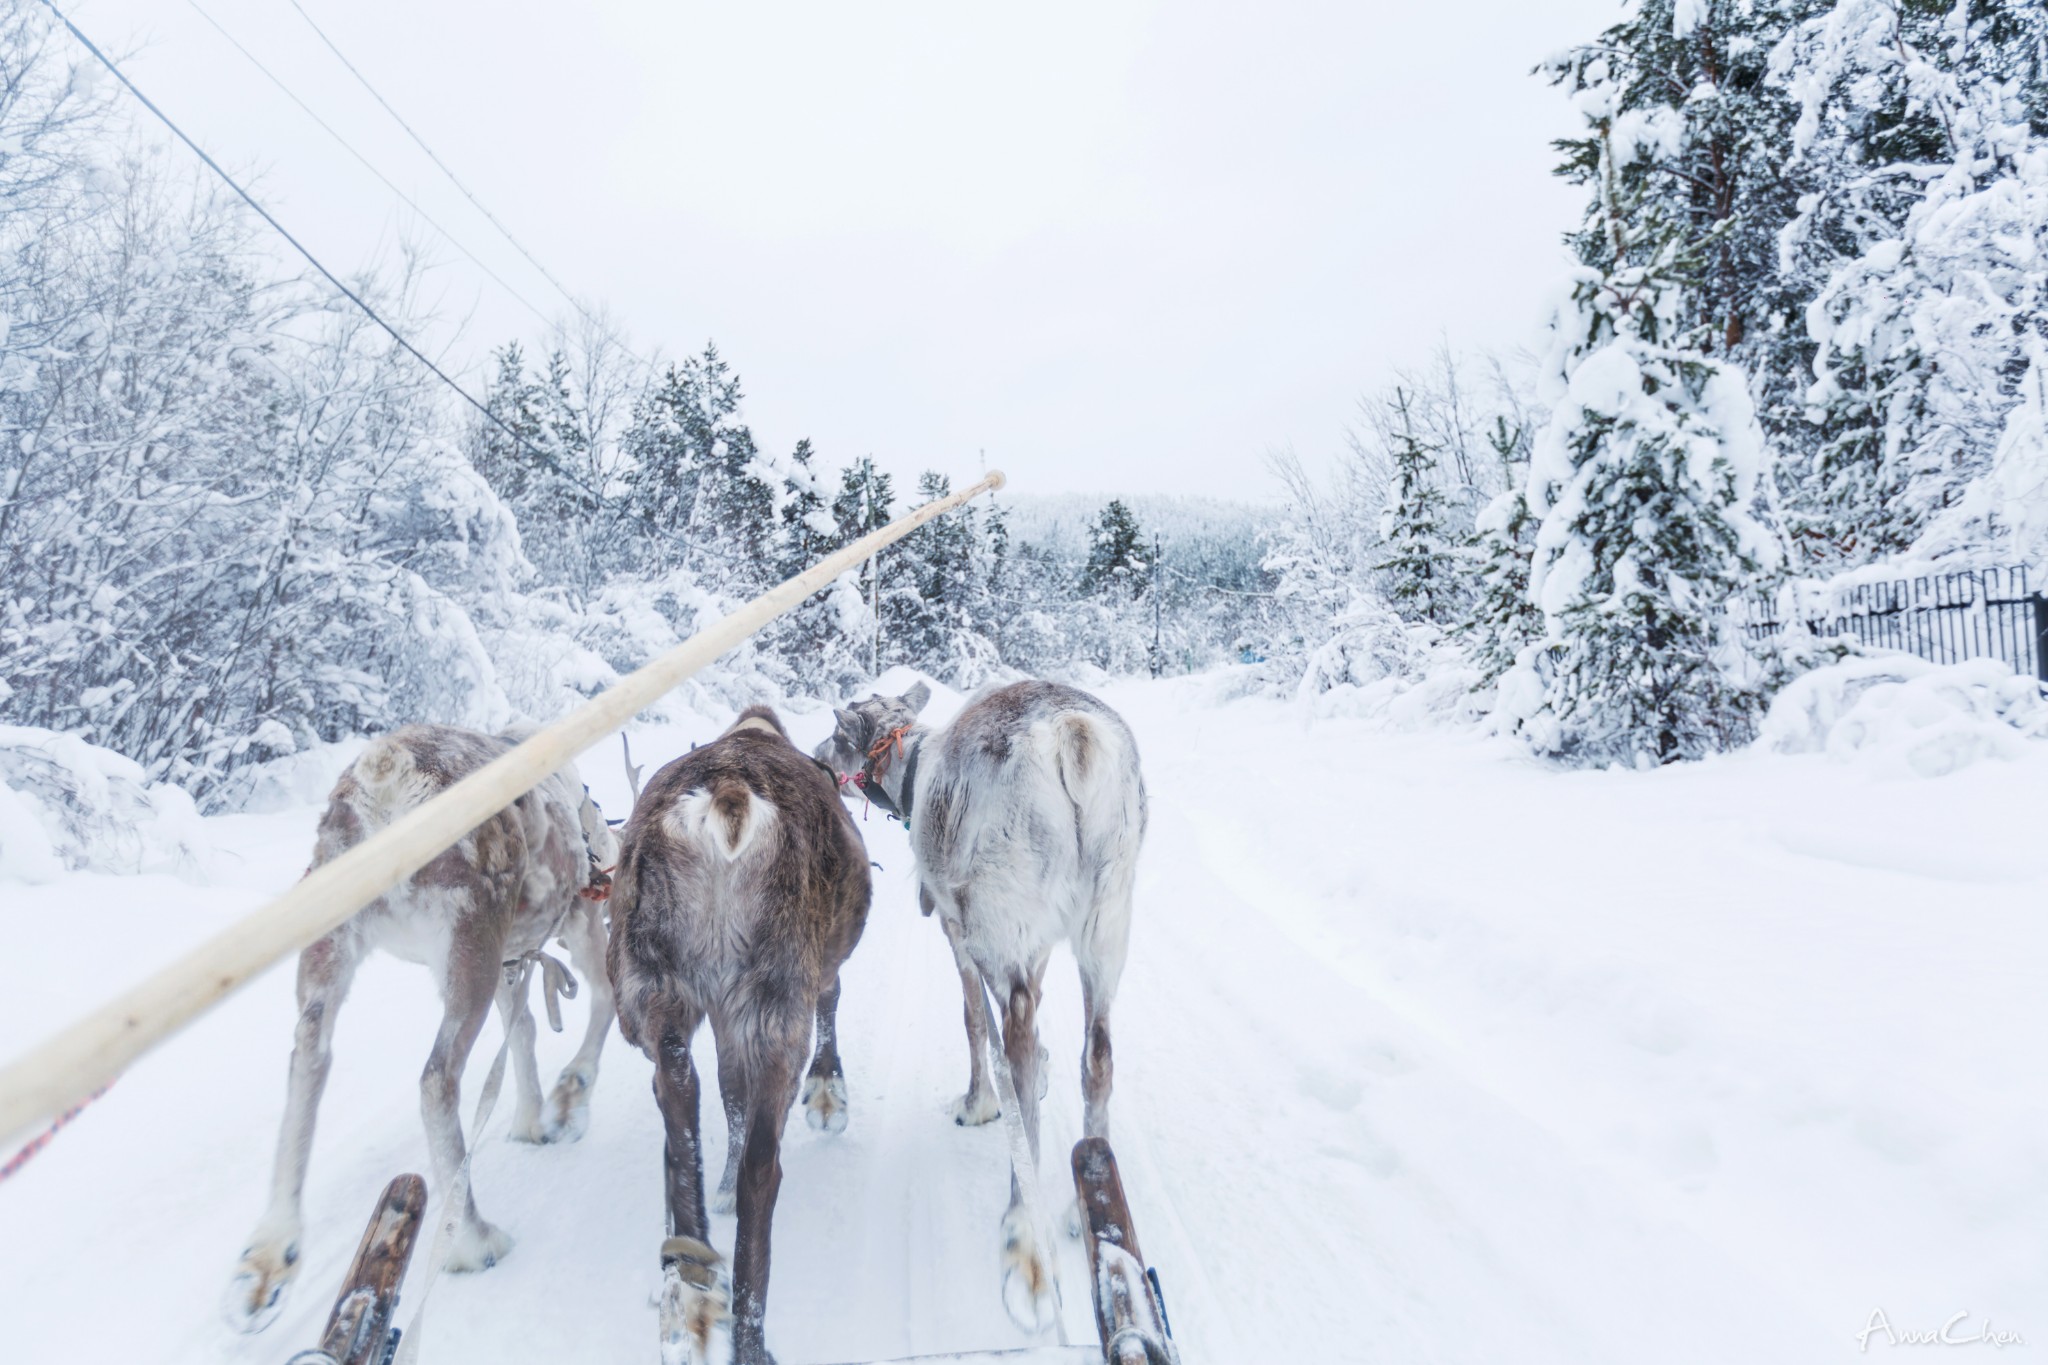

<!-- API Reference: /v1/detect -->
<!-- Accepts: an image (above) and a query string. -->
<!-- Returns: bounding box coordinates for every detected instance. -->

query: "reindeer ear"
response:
[902,681,932,714]
[833,707,862,737]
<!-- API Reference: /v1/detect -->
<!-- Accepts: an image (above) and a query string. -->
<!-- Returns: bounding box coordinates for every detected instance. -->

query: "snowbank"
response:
[1293,611,1487,729]
[1758,655,2048,776]
[207,739,368,816]
[0,726,213,883]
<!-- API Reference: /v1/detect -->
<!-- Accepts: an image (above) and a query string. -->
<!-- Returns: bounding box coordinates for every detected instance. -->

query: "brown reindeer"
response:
[224,724,619,1333]
[609,706,871,1365]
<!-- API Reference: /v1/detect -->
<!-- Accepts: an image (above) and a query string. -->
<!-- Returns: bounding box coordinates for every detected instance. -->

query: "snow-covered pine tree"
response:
[1548,2,1828,473]
[473,343,548,510]
[620,343,772,579]
[1460,416,1544,683]
[1376,388,1461,624]
[759,438,867,692]
[1081,499,1148,598]
[883,470,997,682]
[1511,63,1780,766]
[1772,0,2048,568]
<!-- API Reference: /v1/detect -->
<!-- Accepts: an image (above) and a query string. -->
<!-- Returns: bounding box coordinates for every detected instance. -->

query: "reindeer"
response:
[816,679,1147,1331]
[608,705,871,1365]
[224,724,620,1334]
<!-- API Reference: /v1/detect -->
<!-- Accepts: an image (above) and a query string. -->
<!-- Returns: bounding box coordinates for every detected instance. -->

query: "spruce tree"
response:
[1082,499,1148,598]
[620,343,765,577]
[1773,0,2048,567]
[1376,389,1460,625]
[890,470,982,674]
[1513,76,1779,766]
[1461,417,1543,684]
[1546,1,1833,583]
[472,342,547,508]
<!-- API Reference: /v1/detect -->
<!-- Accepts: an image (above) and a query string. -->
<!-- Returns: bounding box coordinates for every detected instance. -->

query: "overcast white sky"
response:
[70,0,1622,501]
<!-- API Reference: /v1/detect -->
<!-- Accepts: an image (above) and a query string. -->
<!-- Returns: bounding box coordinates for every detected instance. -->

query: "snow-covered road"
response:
[3,674,2043,1363]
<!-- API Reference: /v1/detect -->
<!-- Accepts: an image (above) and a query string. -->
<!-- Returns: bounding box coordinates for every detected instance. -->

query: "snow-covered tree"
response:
[1082,499,1149,599]
[1376,389,1461,624]
[1460,416,1545,684]
[1548,2,1831,467]
[1509,70,1781,766]
[620,343,779,582]
[1772,0,2048,567]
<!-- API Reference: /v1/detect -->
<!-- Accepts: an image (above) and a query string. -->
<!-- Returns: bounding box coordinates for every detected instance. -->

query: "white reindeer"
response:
[817,679,1146,1330]
[224,723,620,1333]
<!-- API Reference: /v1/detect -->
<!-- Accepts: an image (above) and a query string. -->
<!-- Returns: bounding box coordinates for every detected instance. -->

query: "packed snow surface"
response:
[2,674,2042,1362]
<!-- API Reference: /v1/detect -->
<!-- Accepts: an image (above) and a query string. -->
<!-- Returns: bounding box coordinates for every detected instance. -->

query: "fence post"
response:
[2034,592,2048,684]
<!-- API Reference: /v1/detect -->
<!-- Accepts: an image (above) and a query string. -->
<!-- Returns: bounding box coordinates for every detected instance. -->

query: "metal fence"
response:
[1739,566,2048,681]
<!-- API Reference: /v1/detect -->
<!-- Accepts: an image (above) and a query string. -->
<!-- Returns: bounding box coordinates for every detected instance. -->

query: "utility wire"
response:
[38,0,668,543]
[184,0,556,332]
[283,0,635,360]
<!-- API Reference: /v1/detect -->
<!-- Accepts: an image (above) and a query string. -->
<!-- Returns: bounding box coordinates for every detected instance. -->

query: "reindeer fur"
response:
[224,724,620,1334]
[816,679,1146,1331]
[609,705,872,1365]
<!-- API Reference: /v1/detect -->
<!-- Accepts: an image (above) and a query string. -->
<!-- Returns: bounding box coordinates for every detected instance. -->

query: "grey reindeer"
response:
[226,724,620,1333]
[817,679,1147,1331]
[608,706,871,1365]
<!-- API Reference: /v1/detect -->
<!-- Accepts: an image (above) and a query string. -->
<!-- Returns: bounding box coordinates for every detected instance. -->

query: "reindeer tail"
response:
[1050,714,1146,851]
[665,778,772,863]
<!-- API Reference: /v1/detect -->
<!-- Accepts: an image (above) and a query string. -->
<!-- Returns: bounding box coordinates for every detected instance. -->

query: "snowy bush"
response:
[0,725,211,882]
[1759,656,2048,777]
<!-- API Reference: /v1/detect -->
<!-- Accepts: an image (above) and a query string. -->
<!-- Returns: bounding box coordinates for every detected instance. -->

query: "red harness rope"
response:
[0,1081,112,1183]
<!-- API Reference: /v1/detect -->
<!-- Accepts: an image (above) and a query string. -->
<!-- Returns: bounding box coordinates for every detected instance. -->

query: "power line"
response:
[38,0,658,541]
[184,0,556,332]
[283,0,631,358]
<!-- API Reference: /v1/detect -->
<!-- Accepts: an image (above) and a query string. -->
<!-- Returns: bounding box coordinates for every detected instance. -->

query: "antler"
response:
[622,732,644,805]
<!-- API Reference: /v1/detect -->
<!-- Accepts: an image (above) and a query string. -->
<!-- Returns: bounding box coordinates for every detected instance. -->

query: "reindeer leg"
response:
[545,899,614,1142]
[498,962,547,1144]
[940,913,999,1126]
[992,963,1058,1333]
[224,927,362,1332]
[1076,945,1124,1144]
[423,943,513,1273]
[731,1016,806,1365]
[799,973,849,1134]
[710,1015,747,1217]
[652,1003,731,1365]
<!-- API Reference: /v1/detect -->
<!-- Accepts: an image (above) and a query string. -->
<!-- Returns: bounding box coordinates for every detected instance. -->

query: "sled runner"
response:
[286,1174,429,1365]
[1072,1138,1180,1365]
[820,1138,1182,1365]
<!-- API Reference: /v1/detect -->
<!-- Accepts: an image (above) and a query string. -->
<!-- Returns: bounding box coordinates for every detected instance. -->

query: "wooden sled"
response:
[827,1138,1182,1365]
[285,1173,429,1365]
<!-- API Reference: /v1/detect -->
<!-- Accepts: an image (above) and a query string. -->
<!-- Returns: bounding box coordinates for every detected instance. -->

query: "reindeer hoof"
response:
[659,1238,733,1365]
[221,1239,300,1334]
[952,1087,1000,1126]
[446,1219,514,1272]
[999,1206,1059,1334]
[507,1112,550,1145]
[544,1069,594,1143]
[801,1073,849,1134]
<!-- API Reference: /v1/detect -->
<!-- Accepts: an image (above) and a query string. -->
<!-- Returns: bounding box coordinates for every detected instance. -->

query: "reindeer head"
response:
[578,783,621,869]
[815,682,932,797]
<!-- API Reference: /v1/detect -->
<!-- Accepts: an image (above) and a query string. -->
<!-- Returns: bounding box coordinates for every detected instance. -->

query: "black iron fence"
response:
[1739,566,2048,682]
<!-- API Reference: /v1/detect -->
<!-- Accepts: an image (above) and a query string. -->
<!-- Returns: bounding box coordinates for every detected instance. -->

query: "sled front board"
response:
[294,1172,428,1365]
[1072,1136,1177,1362]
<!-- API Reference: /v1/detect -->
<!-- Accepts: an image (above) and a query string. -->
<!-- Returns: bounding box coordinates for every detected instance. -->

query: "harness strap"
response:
[392,951,537,1365]
[535,950,577,1033]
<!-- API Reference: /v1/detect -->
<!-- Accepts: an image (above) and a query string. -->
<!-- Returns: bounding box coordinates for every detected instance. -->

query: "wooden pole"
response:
[0,471,1005,1145]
